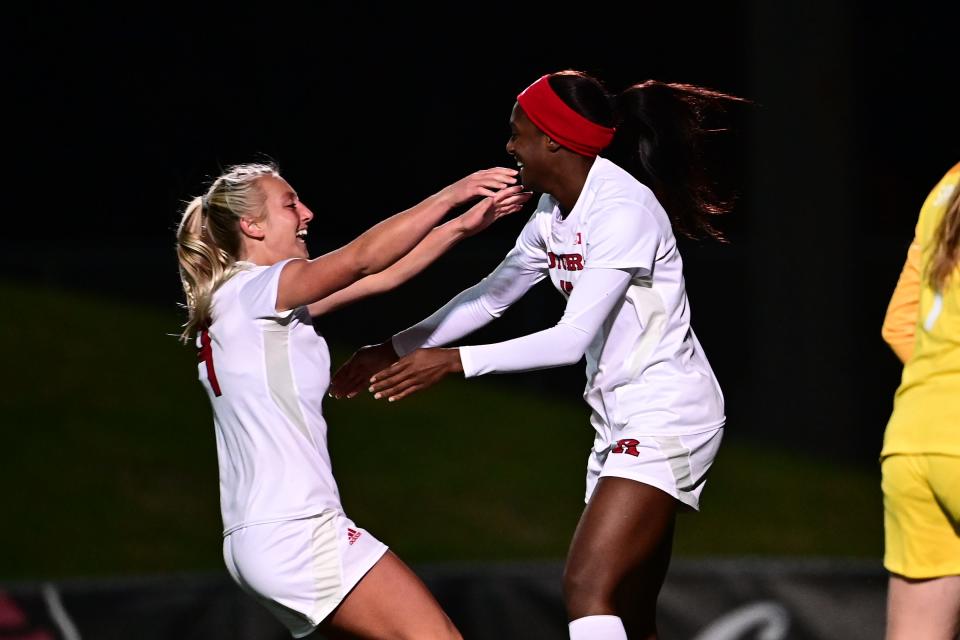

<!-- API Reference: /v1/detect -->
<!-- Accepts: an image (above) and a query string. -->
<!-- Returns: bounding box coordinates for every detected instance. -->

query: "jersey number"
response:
[198,329,223,397]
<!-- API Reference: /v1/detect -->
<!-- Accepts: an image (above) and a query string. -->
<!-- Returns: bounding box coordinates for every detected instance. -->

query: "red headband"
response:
[516,75,616,158]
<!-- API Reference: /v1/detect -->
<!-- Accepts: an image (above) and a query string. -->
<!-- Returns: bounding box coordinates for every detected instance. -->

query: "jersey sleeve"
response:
[585,202,661,275]
[511,209,550,271]
[391,217,548,356]
[238,259,298,320]
[459,268,634,376]
[881,236,921,364]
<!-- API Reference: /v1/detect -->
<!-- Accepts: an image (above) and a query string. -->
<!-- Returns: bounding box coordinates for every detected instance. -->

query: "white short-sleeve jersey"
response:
[197,260,341,535]
[479,157,724,436]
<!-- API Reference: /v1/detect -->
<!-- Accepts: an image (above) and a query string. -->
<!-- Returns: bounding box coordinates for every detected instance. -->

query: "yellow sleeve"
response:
[881,237,922,363]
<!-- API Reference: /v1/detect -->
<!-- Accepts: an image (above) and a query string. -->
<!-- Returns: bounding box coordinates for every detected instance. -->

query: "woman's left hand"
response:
[368,347,463,402]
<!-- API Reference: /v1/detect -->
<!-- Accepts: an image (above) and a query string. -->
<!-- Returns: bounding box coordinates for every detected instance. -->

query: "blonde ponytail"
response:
[175,163,279,342]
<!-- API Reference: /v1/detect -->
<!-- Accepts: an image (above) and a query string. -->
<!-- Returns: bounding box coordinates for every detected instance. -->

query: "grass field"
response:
[0,281,883,580]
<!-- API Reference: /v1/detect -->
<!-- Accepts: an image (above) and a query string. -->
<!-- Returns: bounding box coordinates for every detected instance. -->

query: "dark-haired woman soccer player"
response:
[333,70,745,639]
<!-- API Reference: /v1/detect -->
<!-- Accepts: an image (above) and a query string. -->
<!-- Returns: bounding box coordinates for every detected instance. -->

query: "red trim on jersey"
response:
[198,329,222,397]
[517,75,616,158]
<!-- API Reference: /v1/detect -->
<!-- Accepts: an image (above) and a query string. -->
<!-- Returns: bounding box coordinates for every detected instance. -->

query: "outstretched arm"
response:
[367,268,634,402]
[329,241,547,399]
[275,168,517,311]
[307,185,531,317]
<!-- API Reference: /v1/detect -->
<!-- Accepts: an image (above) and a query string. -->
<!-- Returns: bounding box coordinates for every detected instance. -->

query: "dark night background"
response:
[5,0,958,466]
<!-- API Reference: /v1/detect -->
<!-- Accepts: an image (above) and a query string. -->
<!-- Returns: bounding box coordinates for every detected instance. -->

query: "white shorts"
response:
[585,426,724,510]
[223,510,389,638]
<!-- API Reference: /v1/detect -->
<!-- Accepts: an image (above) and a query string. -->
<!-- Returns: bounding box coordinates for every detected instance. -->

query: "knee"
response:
[563,563,615,614]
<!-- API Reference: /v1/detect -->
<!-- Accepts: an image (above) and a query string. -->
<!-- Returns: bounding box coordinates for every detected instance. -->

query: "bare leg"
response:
[886,574,960,640]
[321,551,461,640]
[563,477,678,640]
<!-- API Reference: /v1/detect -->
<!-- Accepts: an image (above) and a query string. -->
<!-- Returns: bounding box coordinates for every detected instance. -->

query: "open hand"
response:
[368,347,463,402]
[330,342,398,399]
[458,185,533,237]
[438,168,518,208]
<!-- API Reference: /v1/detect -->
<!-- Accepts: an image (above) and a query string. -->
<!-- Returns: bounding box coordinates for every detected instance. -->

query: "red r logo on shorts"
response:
[612,439,640,457]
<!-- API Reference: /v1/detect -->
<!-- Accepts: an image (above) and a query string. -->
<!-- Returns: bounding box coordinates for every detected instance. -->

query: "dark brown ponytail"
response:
[547,70,747,241]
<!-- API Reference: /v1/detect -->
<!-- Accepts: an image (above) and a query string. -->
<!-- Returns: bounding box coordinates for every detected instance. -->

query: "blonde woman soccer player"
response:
[881,161,960,640]
[333,70,745,640]
[176,162,529,639]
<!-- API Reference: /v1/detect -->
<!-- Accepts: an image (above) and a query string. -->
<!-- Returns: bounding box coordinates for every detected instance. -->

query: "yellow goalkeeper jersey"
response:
[882,162,960,457]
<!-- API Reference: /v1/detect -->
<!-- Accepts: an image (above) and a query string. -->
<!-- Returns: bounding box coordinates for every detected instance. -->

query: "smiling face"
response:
[246,175,315,262]
[506,103,552,193]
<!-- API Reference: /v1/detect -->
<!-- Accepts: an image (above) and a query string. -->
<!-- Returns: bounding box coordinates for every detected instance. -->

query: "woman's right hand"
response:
[437,168,518,208]
[457,185,532,237]
[330,341,399,399]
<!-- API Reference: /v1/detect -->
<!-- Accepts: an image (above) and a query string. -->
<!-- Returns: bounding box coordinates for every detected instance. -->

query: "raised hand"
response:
[368,347,463,402]
[330,342,398,399]
[457,185,533,237]
[437,168,518,208]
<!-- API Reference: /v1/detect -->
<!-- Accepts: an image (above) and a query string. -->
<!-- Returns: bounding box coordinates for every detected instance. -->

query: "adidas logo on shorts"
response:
[347,528,362,545]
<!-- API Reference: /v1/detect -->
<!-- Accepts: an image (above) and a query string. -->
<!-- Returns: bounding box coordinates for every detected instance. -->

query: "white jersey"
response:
[512,158,724,435]
[394,157,724,437]
[198,260,341,535]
